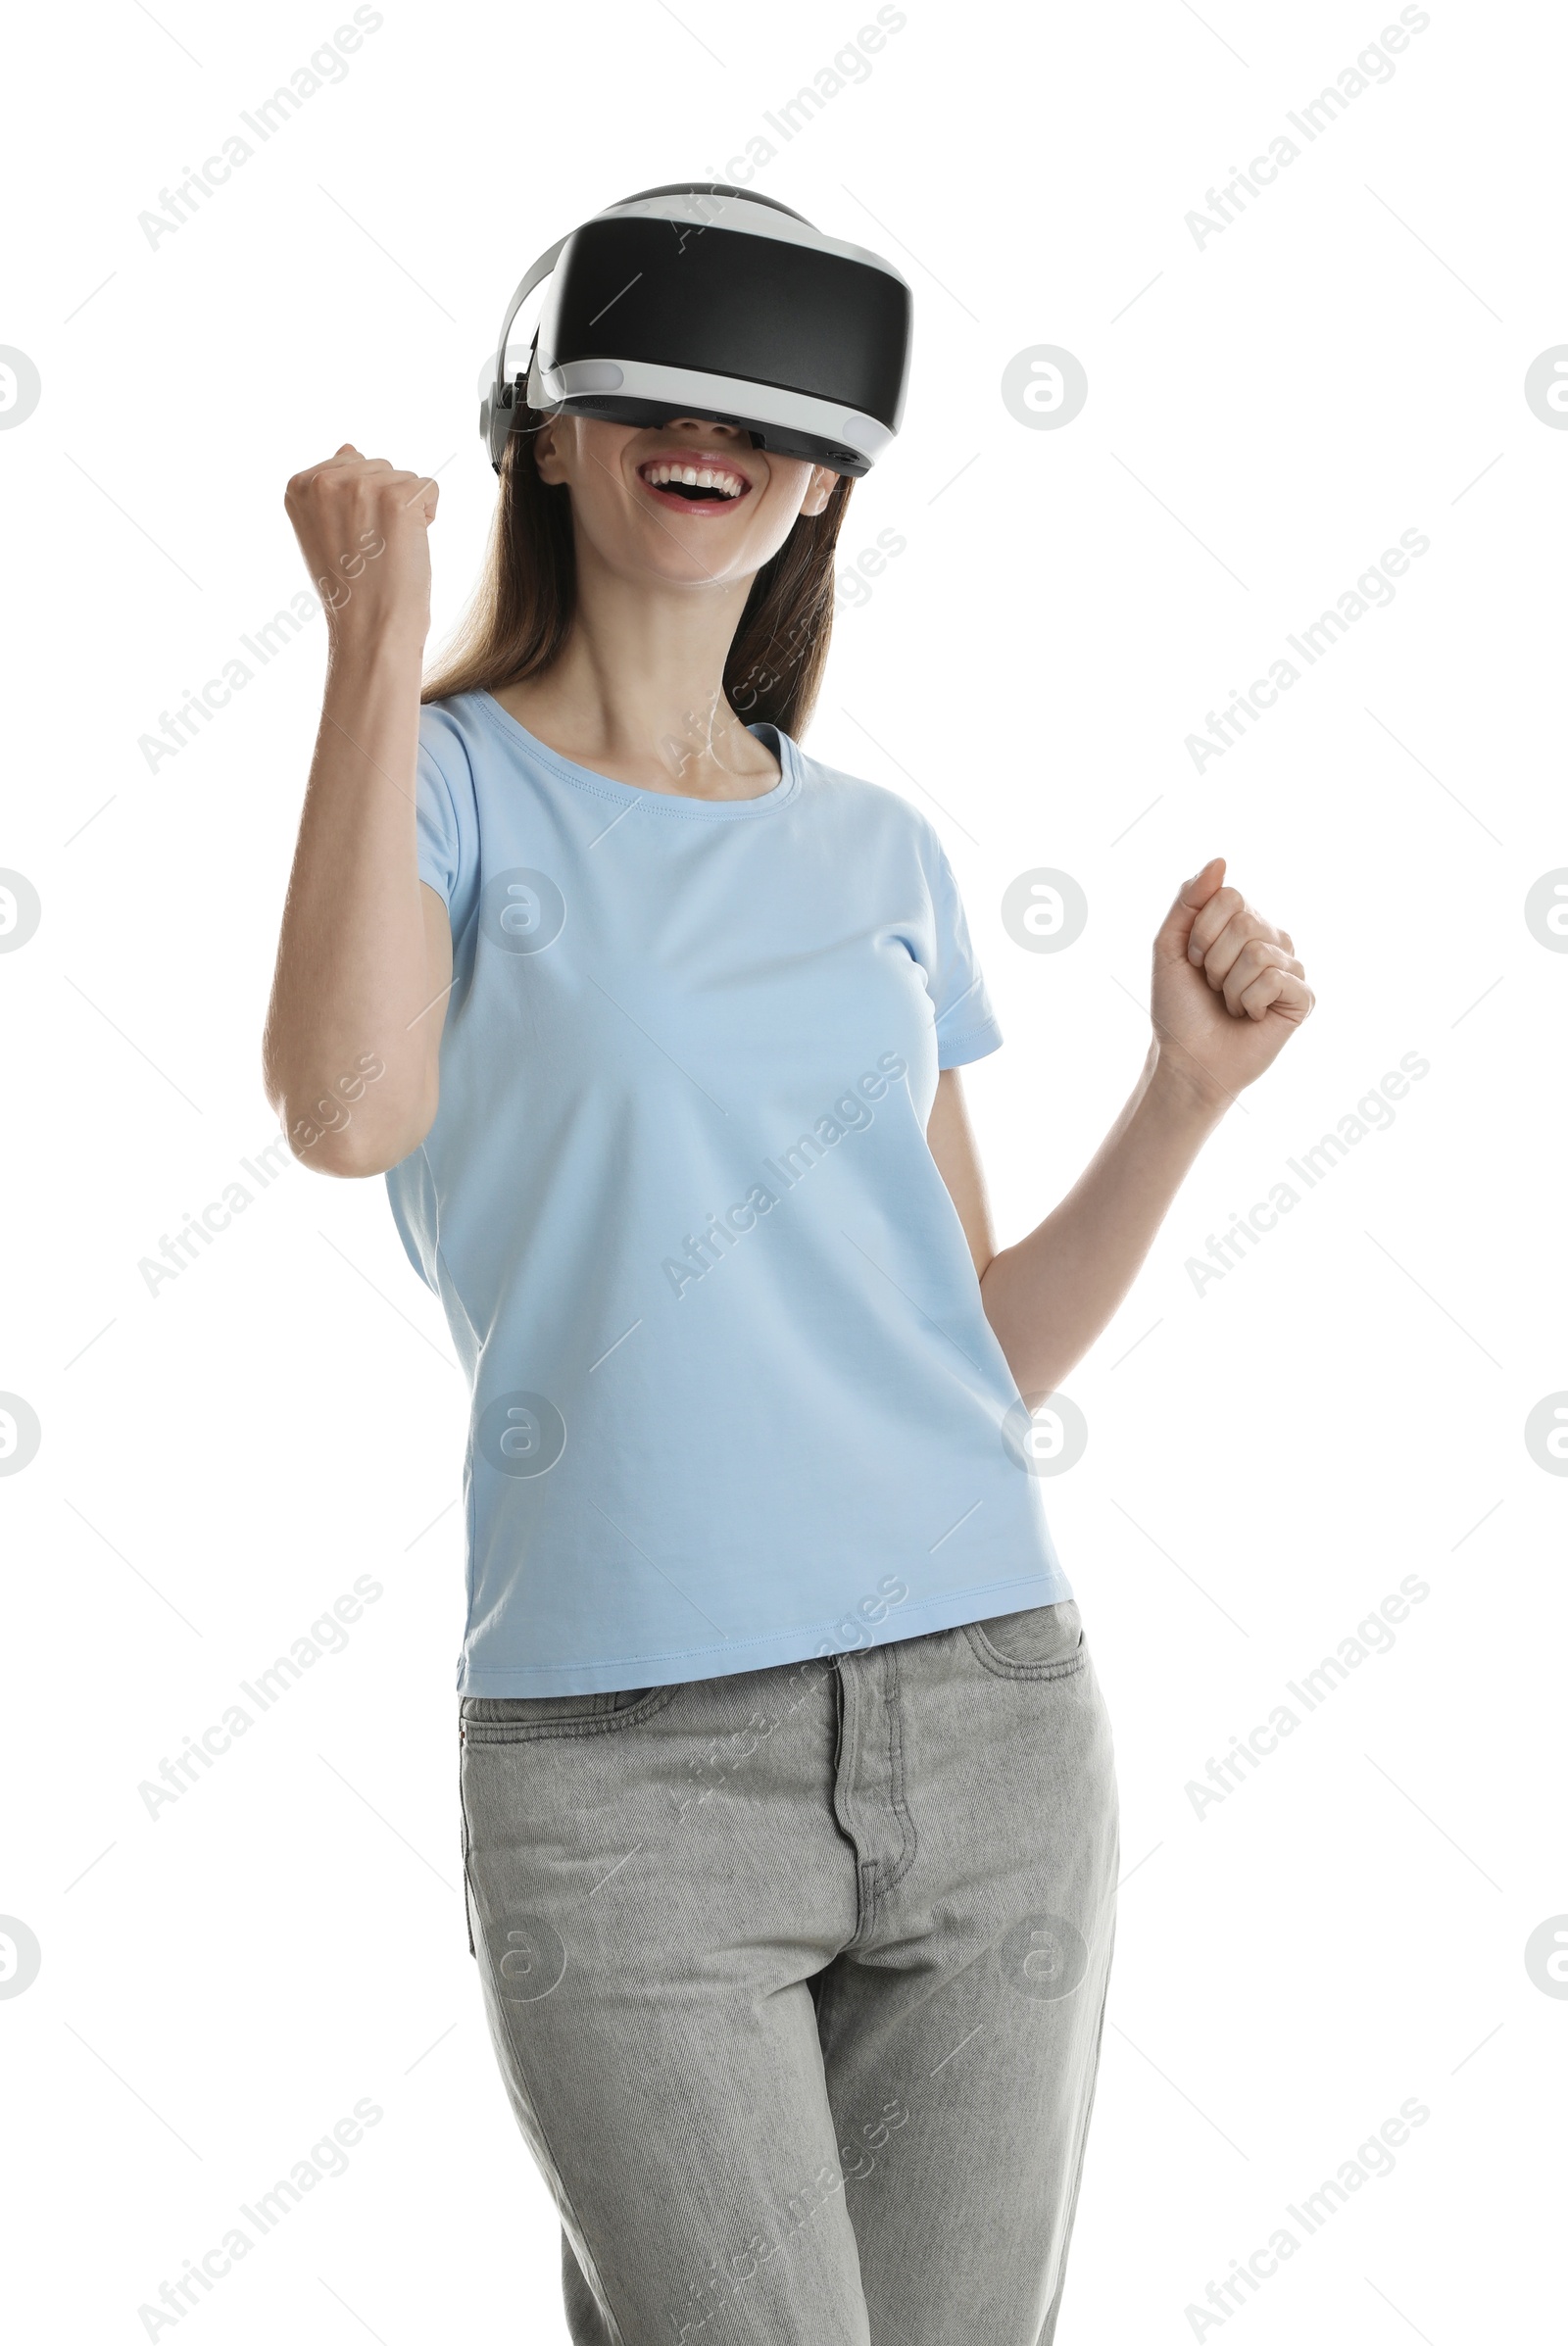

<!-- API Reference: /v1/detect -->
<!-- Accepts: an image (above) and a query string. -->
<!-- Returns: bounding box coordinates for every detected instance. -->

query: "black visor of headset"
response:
[479,184,912,478]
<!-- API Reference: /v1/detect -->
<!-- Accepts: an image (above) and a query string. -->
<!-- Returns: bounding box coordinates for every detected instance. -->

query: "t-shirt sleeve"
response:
[416,745,461,904]
[922,830,1004,1068]
[415,705,478,932]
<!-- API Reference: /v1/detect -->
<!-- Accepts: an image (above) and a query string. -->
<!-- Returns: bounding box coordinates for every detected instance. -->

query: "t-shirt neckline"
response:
[471,689,802,820]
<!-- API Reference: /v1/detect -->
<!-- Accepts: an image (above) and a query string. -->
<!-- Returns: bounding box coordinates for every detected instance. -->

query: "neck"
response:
[494,536,779,799]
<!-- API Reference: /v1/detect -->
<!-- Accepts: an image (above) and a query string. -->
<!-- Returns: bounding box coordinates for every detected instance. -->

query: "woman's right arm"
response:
[262,445,450,1178]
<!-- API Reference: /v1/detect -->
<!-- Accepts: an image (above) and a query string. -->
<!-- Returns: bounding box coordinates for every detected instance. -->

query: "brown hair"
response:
[420,402,856,737]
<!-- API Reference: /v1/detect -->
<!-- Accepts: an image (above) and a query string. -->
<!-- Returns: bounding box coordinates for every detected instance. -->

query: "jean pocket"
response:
[962,1598,1087,1681]
[459,1685,672,1741]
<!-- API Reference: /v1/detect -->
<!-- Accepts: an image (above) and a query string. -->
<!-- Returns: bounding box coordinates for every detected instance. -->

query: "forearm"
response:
[979,1042,1225,1395]
[262,631,435,1171]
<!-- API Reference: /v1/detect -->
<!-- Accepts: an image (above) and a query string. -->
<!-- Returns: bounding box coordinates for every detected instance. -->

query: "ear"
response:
[800,464,837,518]
[531,412,570,485]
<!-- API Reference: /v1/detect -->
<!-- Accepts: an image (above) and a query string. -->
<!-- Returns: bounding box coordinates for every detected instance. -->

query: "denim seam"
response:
[833,1660,878,1948]
[960,1622,1090,1684]
[460,1683,681,1742]
[878,1638,919,1899]
[457,1724,476,1961]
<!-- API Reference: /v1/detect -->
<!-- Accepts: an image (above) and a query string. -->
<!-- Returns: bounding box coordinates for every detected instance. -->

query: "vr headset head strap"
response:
[481,235,568,472]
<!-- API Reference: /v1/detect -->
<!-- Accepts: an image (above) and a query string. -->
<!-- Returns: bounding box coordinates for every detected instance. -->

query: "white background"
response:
[3,0,1564,2338]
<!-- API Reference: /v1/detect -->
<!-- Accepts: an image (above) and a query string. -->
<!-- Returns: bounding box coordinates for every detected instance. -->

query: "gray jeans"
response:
[458,1599,1118,2345]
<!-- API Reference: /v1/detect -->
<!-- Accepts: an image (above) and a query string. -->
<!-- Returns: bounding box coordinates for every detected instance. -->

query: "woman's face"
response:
[532,412,837,589]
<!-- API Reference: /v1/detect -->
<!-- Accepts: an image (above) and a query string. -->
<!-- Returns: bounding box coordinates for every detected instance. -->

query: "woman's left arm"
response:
[929,856,1313,1400]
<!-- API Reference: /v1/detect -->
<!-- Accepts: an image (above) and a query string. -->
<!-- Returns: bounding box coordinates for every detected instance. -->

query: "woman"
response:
[264,211,1310,2342]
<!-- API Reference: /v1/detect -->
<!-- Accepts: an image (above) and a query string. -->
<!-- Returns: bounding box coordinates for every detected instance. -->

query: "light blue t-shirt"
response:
[388,689,1072,1694]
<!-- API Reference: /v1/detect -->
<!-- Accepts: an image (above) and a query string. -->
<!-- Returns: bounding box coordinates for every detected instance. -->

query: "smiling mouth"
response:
[637,456,752,513]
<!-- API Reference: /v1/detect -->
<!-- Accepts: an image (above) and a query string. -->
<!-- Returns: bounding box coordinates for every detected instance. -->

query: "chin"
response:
[620,527,764,587]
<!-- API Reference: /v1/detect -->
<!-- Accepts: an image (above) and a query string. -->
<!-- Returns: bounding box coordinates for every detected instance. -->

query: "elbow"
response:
[979,1262,1075,1400]
[295,1132,416,1180]
[266,1081,437,1181]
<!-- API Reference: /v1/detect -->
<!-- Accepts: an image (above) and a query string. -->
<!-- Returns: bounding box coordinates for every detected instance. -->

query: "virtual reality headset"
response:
[479,183,913,479]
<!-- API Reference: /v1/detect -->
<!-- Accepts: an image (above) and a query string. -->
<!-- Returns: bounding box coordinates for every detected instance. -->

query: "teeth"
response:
[642,460,745,499]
